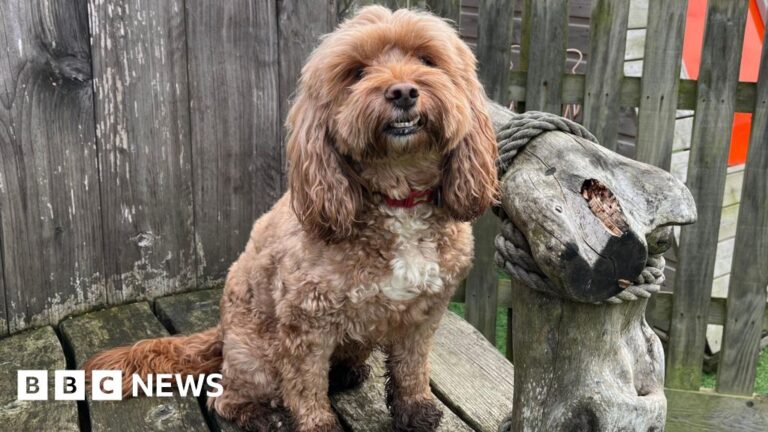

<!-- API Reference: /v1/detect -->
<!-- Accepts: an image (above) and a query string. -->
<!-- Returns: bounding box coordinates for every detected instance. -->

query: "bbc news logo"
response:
[17,370,223,401]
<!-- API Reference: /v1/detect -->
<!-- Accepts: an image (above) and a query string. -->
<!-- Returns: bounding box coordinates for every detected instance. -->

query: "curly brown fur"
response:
[390,398,444,432]
[82,6,497,432]
[83,328,222,397]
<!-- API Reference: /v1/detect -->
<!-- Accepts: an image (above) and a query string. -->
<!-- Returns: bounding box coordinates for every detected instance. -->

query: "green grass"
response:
[448,302,768,395]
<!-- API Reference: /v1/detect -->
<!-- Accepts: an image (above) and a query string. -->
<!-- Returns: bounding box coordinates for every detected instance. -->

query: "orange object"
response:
[682,0,764,166]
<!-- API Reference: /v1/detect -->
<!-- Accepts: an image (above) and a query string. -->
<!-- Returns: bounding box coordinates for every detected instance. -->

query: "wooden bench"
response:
[3,287,767,431]
[0,288,514,432]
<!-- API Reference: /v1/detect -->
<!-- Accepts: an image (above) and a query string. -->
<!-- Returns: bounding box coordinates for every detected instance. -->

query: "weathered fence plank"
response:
[186,0,282,284]
[635,0,688,169]
[0,0,104,333]
[426,0,461,23]
[89,0,196,303]
[463,0,514,342]
[665,388,768,432]
[667,0,749,391]
[59,302,209,432]
[278,0,336,187]
[464,213,498,343]
[476,0,515,103]
[508,71,759,113]
[0,268,5,334]
[717,39,768,395]
[582,0,630,150]
[522,0,568,113]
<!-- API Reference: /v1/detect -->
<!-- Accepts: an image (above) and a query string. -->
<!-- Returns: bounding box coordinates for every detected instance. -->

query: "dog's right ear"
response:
[286,87,363,243]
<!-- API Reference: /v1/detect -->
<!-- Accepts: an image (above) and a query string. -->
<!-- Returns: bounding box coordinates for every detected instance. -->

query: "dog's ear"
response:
[286,90,363,242]
[441,79,499,221]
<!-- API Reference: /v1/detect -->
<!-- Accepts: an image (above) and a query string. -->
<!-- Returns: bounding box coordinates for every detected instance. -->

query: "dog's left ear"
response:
[442,79,499,221]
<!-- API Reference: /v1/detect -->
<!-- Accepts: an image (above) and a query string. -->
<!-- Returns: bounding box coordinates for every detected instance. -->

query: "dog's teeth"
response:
[391,116,420,128]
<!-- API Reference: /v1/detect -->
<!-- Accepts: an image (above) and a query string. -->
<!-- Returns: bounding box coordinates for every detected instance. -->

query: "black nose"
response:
[385,83,419,109]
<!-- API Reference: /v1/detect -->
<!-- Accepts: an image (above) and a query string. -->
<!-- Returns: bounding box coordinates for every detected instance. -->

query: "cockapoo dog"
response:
[84,6,498,432]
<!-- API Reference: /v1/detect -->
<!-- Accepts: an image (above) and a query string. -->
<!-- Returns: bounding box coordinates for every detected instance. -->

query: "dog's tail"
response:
[83,327,223,397]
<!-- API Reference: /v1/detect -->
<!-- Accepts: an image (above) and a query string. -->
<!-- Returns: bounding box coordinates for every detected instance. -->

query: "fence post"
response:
[463,0,515,343]
[522,0,568,114]
[635,0,688,170]
[718,37,768,395]
[582,0,630,151]
[426,0,460,24]
[667,0,749,390]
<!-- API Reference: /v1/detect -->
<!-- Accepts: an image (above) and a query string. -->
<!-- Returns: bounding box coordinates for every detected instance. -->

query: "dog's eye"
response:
[419,55,435,67]
[353,67,366,81]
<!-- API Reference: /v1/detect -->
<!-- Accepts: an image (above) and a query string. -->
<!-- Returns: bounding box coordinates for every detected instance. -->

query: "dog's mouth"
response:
[383,114,426,136]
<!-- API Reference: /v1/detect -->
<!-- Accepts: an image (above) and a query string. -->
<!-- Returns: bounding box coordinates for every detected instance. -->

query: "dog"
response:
[84,6,498,432]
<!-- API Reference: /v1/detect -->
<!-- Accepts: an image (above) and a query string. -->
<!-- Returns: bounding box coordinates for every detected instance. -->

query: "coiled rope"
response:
[493,111,664,304]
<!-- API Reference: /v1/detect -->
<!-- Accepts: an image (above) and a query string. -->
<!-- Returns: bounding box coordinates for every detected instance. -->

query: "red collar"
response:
[384,189,437,208]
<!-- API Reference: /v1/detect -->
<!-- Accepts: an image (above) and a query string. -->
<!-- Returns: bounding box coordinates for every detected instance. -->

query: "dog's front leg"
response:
[385,323,443,432]
[277,332,341,432]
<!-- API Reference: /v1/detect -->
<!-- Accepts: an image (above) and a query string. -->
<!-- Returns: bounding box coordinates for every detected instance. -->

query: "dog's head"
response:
[287,6,498,241]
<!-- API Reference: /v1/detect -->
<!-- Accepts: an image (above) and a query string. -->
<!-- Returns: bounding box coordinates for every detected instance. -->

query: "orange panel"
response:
[681,0,764,166]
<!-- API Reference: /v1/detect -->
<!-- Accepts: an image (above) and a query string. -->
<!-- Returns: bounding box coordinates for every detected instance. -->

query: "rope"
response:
[493,111,664,304]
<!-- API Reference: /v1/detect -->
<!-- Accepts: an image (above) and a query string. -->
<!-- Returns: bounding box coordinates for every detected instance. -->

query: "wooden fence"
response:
[448,0,768,422]
[1,0,767,421]
[0,0,336,333]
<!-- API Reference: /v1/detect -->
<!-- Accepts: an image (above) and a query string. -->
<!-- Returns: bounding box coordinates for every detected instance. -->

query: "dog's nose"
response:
[385,83,419,109]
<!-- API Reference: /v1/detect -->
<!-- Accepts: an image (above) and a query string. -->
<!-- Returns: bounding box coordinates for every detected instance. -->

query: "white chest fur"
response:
[379,207,444,301]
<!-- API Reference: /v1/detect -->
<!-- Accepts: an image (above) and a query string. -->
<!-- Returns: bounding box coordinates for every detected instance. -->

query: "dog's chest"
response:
[375,208,444,301]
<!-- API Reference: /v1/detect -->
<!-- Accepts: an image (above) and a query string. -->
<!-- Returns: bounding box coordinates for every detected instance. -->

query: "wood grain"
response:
[507,71,759,113]
[430,311,514,431]
[89,0,195,303]
[58,302,208,432]
[635,0,688,169]
[0,327,78,431]
[464,212,499,343]
[666,389,768,432]
[0,0,105,333]
[522,0,568,113]
[186,0,282,284]
[426,0,461,23]
[582,0,630,150]
[476,0,515,103]
[155,287,222,335]
[667,0,749,391]
[717,37,768,395]
[463,0,514,343]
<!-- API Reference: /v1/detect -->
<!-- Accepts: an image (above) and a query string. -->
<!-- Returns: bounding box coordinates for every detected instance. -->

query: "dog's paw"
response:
[390,398,443,432]
[328,362,372,393]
